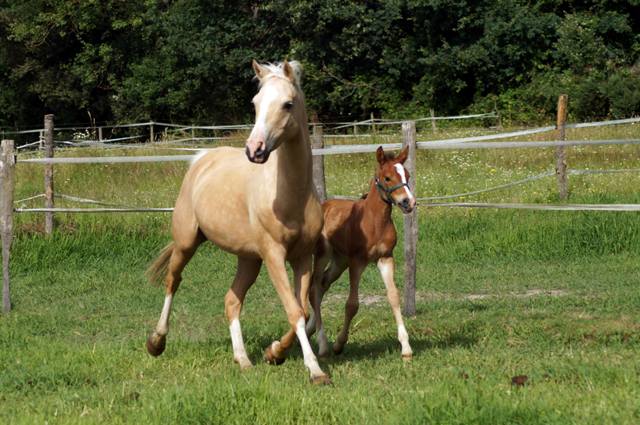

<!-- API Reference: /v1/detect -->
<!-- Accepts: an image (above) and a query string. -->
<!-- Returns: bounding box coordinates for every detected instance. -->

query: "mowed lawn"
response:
[2,124,640,424]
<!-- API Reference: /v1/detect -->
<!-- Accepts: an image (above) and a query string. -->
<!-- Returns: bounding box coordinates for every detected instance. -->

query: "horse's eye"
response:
[283,101,293,110]
[384,177,391,182]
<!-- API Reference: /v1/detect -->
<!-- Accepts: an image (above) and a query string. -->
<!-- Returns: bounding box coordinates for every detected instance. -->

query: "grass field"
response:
[2,123,640,424]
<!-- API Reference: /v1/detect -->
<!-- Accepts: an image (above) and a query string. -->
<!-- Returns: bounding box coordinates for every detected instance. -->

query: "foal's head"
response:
[374,146,417,213]
[245,60,304,164]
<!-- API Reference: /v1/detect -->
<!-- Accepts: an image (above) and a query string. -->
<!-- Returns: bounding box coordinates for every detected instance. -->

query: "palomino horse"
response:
[145,60,330,384]
[307,146,415,360]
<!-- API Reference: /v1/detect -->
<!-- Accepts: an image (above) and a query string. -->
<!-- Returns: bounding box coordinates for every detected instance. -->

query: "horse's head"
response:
[245,60,303,164]
[374,146,416,213]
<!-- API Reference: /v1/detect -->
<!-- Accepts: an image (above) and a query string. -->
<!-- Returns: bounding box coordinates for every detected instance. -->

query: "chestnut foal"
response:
[307,146,416,360]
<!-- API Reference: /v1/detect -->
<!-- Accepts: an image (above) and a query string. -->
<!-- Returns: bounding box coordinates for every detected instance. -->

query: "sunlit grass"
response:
[3,122,640,424]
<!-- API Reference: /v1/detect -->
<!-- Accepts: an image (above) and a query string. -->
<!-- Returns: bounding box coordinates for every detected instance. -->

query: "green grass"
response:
[2,124,640,424]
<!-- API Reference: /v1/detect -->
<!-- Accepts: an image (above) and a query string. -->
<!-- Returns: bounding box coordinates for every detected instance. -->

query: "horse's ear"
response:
[282,60,297,83]
[376,146,386,165]
[397,146,409,164]
[252,59,268,80]
[283,60,303,85]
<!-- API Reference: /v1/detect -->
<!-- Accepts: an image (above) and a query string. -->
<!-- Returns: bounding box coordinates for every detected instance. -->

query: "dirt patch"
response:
[324,288,569,307]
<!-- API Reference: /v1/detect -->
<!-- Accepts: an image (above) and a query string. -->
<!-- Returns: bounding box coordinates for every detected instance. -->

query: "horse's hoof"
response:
[332,344,344,356]
[310,374,332,386]
[146,333,166,357]
[402,353,413,362]
[234,357,253,370]
[318,349,330,359]
[264,345,286,366]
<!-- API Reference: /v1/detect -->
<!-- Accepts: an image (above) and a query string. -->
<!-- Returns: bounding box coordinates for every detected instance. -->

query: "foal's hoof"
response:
[401,353,413,362]
[317,348,331,359]
[264,343,286,366]
[310,374,332,386]
[146,333,166,357]
[332,344,344,356]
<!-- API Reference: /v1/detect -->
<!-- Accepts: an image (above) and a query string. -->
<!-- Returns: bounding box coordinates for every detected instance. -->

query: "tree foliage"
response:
[1,0,639,127]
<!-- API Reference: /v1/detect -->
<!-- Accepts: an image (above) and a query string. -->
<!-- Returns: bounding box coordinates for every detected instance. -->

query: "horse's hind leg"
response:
[377,256,412,360]
[333,261,365,355]
[225,256,262,369]
[146,235,203,356]
[308,253,347,357]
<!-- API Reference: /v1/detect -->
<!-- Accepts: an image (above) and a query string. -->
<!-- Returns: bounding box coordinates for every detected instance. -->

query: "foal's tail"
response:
[146,242,174,286]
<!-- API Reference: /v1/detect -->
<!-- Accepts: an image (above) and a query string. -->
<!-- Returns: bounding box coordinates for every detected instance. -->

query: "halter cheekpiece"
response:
[375,177,409,205]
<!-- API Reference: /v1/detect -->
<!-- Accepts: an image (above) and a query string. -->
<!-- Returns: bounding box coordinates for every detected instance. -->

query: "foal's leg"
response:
[333,262,366,355]
[308,255,347,357]
[264,255,312,364]
[146,240,202,356]
[262,245,329,384]
[377,256,413,360]
[224,256,262,370]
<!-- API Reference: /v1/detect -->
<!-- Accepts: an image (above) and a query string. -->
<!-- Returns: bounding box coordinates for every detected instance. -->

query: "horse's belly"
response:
[198,210,260,257]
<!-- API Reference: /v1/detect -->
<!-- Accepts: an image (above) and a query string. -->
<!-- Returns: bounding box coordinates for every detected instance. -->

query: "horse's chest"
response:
[258,207,322,253]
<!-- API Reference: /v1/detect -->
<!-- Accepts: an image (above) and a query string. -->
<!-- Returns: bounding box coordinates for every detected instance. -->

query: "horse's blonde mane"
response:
[260,61,303,88]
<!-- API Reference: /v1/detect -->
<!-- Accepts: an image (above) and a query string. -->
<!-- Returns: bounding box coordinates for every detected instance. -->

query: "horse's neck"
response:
[269,116,314,204]
[363,179,393,225]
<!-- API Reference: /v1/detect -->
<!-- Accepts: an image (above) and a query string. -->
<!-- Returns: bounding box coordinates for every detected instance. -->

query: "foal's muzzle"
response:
[398,197,416,214]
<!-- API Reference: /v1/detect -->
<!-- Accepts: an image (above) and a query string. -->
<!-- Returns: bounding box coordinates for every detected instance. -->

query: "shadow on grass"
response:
[247,321,480,367]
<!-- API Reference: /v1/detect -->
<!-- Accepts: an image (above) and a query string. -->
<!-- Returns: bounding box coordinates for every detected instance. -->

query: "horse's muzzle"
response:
[245,145,271,164]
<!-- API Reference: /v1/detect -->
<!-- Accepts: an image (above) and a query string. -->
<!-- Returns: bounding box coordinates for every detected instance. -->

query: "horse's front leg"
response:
[262,246,330,385]
[377,256,413,360]
[265,255,313,363]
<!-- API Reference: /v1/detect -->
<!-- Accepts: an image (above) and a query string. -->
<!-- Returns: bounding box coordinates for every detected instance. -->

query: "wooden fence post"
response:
[353,121,358,136]
[555,95,569,200]
[98,127,103,143]
[312,124,327,203]
[44,114,55,234]
[402,121,418,317]
[1,139,15,313]
[149,122,154,143]
[430,109,437,132]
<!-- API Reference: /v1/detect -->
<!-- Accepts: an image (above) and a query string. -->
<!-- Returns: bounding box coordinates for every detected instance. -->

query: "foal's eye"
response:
[384,177,391,182]
[283,101,294,110]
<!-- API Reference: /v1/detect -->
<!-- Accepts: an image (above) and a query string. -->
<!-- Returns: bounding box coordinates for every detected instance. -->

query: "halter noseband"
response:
[375,177,409,205]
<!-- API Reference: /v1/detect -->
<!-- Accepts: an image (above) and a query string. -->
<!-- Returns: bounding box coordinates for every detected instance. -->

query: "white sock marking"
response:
[295,317,325,377]
[157,294,173,335]
[230,319,249,361]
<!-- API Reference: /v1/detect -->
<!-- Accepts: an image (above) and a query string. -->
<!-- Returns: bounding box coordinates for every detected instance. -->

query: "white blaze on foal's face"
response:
[394,163,414,201]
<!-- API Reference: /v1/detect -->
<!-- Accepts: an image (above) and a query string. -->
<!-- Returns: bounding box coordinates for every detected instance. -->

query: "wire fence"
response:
[5,114,640,214]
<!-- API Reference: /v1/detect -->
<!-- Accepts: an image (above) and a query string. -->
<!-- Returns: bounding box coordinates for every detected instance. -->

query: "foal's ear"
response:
[252,59,268,80]
[396,146,409,164]
[376,146,386,165]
